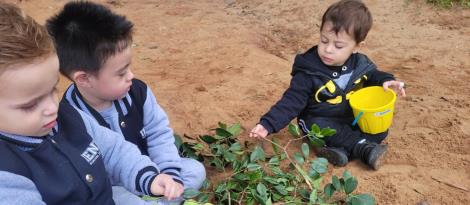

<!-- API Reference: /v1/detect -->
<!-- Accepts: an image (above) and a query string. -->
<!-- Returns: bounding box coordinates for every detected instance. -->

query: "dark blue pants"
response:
[299,117,388,155]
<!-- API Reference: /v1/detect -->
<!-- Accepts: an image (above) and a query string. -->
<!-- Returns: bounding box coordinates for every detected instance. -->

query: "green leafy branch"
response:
[287,123,336,148]
[176,122,375,205]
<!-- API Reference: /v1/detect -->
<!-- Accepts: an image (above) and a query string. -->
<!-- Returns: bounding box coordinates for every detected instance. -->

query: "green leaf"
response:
[227,123,242,136]
[174,134,183,149]
[311,158,328,174]
[270,166,284,175]
[298,188,310,200]
[247,163,262,171]
[293,152,305,165]
[214,182,226,194]
[301,143,310,158]
[320,127,336,137]
[273,185,288,195]
[263,176,279,185]
[343,170,353,180]
[316,157,328,165]
[250,146,266,162]
[199,135,217,144]
[332,175,342,191]
[215,128,233,137]
[344,177,358,194]
[310,124,321,134]
[256,183,268,197]
[201,179,210,190]
[197,193,209,203]
[288,123,301,137]
[272,192,283,201]
[276,178,288,185]
[268,156,279,166]
[271,138,280,155]
[209,158,224,170]
[312,176,323,189]
[229,142,242,152]
[182,188,200,199]
[233,173,249,181]
[247,169,263,181]
[310,138,325,148]
[309,190,318,204]
[192,143,204,151]
[252,192,265,204]
[223,151,236,162]
[324,183,335,198]
[349,194,375,205]
[309,169,320,179]
[266,197,273,205]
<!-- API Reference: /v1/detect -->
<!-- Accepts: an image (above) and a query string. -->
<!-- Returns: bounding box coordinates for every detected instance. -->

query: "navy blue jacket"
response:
[0,102,160,205]
[260,46,395,134]
[63,79,183,184]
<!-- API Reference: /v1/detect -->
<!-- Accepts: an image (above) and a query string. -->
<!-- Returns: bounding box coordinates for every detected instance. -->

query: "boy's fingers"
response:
[401,89,406,97]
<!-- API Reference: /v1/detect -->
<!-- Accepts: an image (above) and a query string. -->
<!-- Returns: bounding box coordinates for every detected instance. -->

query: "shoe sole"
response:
[317,149,348,167]
[371,145,388,170]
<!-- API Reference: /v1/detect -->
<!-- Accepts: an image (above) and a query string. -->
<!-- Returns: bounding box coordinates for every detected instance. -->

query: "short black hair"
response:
[46,1,133,78]
[320,0,372,43]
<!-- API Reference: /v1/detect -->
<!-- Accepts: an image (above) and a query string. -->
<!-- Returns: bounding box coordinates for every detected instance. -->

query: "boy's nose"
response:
[325,44,334,53]
[43,94,59,116]
[127,69,134,81]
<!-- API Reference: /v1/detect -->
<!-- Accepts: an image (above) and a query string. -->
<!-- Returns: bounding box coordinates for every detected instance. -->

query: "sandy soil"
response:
[13,0,470,204]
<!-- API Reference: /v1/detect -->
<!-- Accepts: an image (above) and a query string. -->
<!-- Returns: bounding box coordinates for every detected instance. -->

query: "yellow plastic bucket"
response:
[349,86,396,134]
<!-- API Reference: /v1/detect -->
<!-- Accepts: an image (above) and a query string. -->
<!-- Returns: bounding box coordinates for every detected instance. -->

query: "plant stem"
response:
[261,135,314,190]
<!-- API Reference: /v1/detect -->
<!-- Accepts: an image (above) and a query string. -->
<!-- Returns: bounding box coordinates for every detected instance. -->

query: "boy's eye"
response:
[20,103,38,112]
[118,69,128,77]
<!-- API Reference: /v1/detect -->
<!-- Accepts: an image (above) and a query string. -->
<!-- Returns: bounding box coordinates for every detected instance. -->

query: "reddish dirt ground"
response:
[13,0,470,204]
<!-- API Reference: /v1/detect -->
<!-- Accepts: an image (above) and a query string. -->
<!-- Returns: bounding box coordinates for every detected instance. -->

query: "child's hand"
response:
[150,173,184,200]
[250,124,268,138]
[383,80,406,97]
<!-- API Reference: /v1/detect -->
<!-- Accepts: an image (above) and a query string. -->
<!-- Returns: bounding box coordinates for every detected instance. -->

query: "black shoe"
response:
[316,147,348,167]
[367,144,388,170]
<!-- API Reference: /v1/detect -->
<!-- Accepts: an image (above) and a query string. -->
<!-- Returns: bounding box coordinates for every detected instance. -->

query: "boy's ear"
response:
[72,71,92,88]
[354,41,366,53]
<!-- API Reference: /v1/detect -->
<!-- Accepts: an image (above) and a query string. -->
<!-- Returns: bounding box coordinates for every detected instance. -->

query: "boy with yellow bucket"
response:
[249,0,406,170]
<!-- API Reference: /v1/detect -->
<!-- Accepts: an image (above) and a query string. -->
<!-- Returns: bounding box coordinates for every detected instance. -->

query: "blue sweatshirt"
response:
[0,102,159,205]
[62,79,183,184]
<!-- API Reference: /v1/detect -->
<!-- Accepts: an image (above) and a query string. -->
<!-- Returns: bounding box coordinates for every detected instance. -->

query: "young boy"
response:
[46,1,205,204]
[0,2,183,205]
[250,0,406,170]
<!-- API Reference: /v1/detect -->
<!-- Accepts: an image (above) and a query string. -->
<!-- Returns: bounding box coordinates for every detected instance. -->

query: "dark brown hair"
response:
[320,0,373,43]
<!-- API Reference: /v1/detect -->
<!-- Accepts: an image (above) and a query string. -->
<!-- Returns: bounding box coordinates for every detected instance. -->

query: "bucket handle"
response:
[352,111,364,126]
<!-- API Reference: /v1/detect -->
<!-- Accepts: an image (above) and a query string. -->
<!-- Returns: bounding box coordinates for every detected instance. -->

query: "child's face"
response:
[89,46,134,101]
[0,54,60,137]
[318,22,362,66]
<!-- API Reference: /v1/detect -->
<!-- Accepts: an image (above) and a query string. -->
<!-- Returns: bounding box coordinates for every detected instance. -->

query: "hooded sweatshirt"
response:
[259,46,395,134]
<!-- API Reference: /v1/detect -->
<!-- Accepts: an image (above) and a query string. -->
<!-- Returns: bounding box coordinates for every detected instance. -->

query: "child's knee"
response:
[181,158,206,189]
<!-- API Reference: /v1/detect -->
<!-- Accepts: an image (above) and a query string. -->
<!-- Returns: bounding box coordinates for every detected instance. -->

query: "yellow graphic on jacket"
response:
[327,96,343,104]
[313,74,368,104]
[314,80,342,104]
